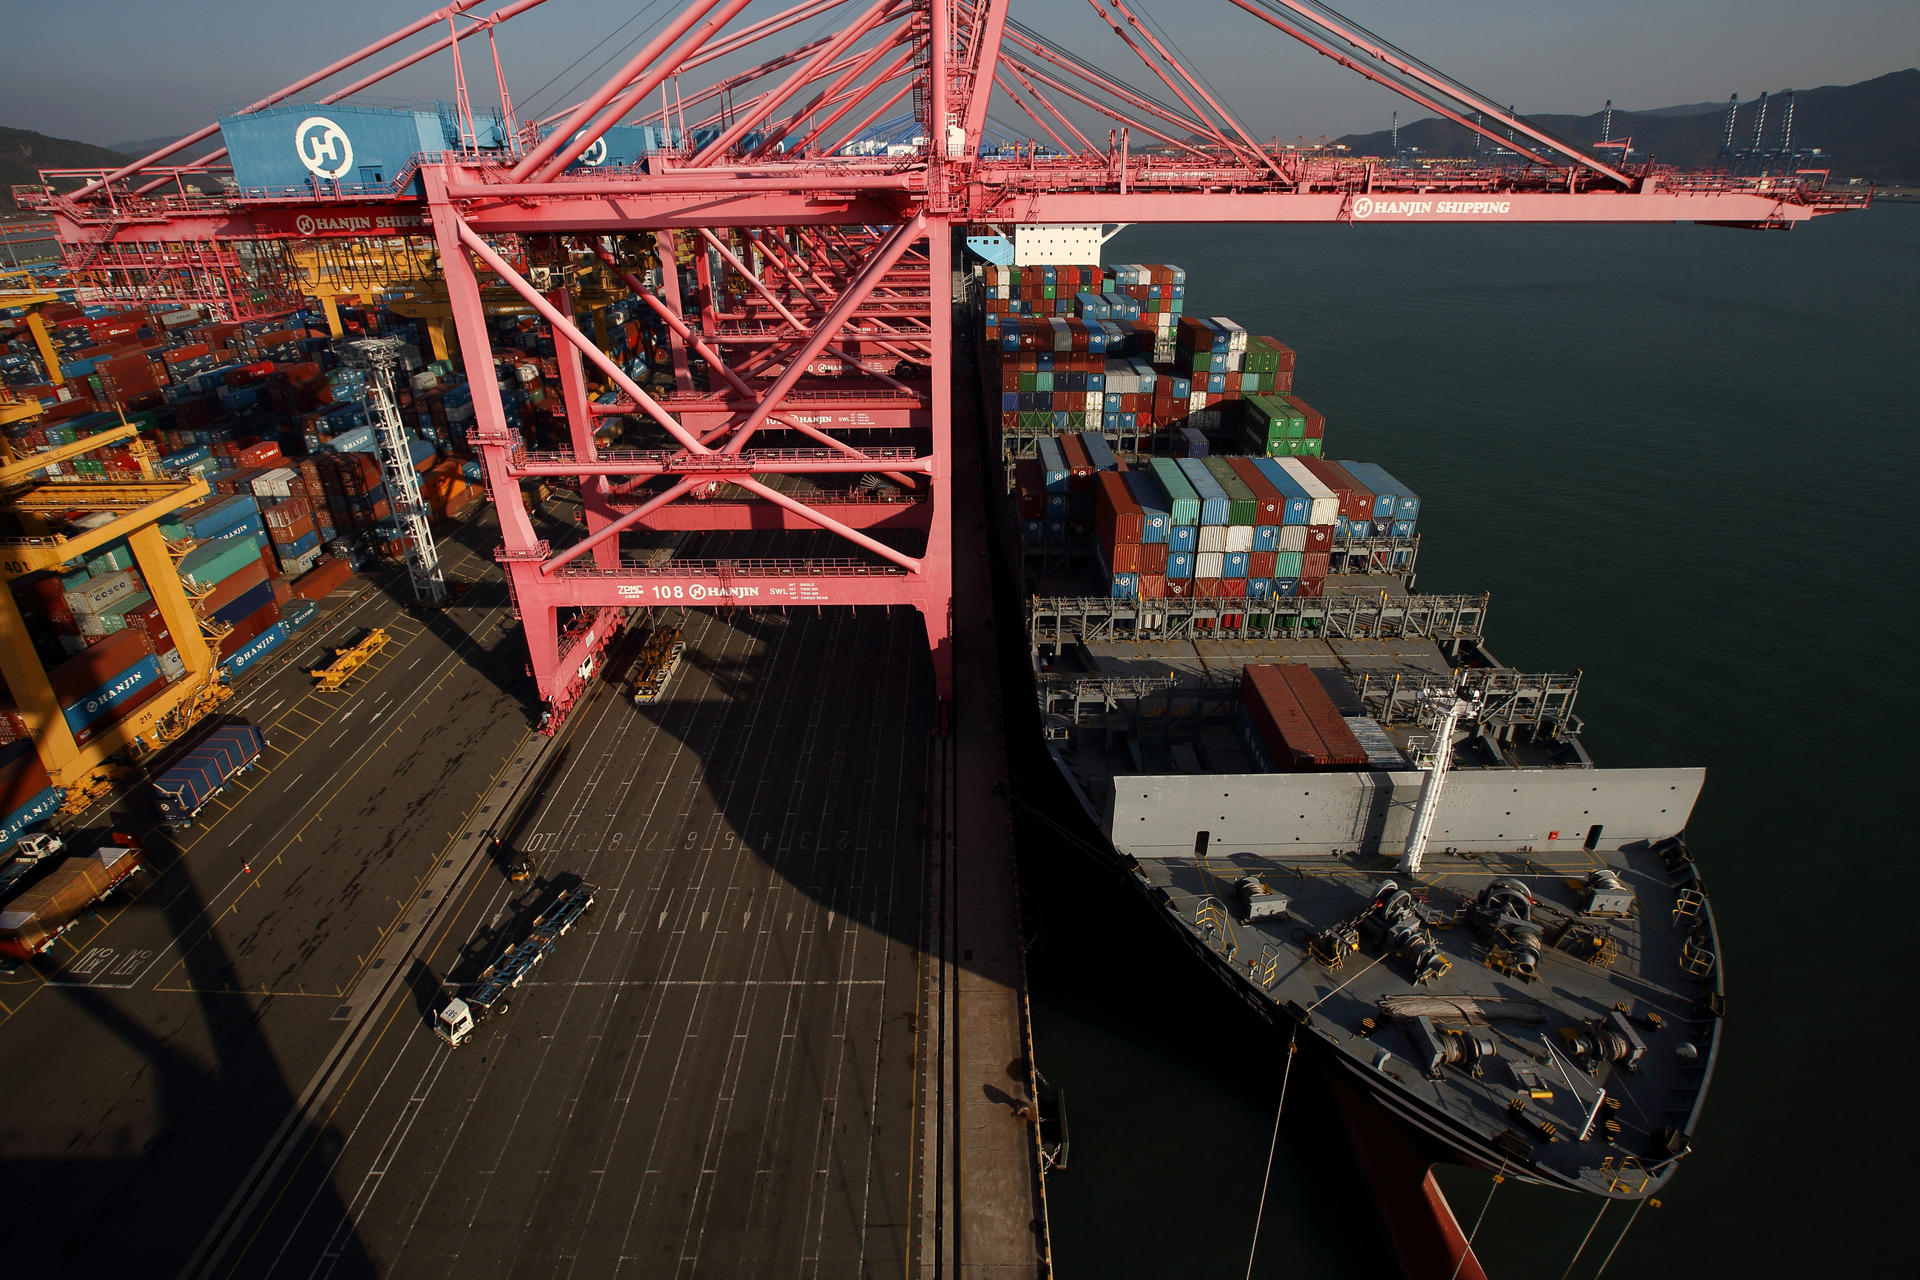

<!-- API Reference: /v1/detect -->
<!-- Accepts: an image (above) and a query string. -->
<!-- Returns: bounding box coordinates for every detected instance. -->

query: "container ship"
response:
[974,257,1721,1201]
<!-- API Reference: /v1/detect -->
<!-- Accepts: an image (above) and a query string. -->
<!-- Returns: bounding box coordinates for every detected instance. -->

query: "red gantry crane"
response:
[19,0,1869,725]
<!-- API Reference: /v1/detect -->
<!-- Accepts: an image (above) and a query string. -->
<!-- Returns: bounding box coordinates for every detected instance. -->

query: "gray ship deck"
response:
[1132,840,1718,1196]
[1019,573,1720,1197]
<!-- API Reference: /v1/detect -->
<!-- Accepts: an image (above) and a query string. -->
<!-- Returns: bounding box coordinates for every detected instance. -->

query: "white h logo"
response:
[295,116,354,180]
[574,132,608,166]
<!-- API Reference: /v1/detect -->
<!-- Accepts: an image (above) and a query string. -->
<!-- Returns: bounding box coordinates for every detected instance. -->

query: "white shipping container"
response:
[284,547,324,577]
[1279,525,1308,553]
[250,466,299,500]
[1196,551,1225,579]
[157,647,188,682]
[1225,525,1254,553]
[1276,458,1341,526]
[65,569,141,616]
[1197,526,1228,553]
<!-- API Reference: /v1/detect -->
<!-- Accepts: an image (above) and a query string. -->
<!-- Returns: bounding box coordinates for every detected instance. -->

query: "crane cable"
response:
[1591,1197,1653,1278]
[1242,1028,1297,1280]
[1447,1164,1505,1280]
[1561,1199,1609,1279]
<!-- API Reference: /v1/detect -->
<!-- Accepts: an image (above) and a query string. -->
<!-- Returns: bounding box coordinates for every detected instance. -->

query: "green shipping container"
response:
[1241,427,1286,458]
[1148,458,1202,526]
[97,590,154,628]
[1201,457,1259,526]
[179,534,261,591]
[85,543,135,576]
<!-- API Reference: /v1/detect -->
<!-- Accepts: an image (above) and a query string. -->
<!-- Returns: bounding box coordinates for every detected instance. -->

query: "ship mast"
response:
[1399,688,1475,875]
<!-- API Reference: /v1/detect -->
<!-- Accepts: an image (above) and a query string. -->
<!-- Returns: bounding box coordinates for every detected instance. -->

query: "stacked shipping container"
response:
[1235,664,1368,771]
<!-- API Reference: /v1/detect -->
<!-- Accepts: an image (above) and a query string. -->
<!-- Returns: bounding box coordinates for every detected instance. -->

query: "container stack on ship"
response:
[977,253,1723,1204]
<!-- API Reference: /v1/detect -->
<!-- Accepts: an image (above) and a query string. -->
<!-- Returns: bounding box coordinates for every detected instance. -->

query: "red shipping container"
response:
[1298,576,1325,599]
[1240,664,1327,769]
[263,495,311,529]
[1279,664,1366,766]
[218,603,280,658]
[1137,573,1166,599]
[1140,542,1169,574]
[13,573,74,626]
[1249,551,1277,579]
[1193,577,1225,598]
[1218,578,1247,599]
[1059,434,1096,491]
[1109,542,1143,574]
[1304,551,1331,578]
[270,514,317,544]
[1305,525,1333,552]
[1166,578,1192,598]
[1012,459,1045,520]
[236,441,284,468]
[1225,457,1284,524]
[292,556,353,600]
[48,629,153,705]
[0,740,54,814]
[271,578,293,605]
[1093,472,1143,545]
[1299,458,1374,523]
[198,560,270,617]
[121,599,177,655]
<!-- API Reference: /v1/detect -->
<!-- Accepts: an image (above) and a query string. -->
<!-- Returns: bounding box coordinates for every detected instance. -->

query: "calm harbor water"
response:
[1019,202,1918,1277]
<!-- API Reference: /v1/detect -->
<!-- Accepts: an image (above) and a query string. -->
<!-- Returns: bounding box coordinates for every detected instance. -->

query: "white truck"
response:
[435,880,598,1047]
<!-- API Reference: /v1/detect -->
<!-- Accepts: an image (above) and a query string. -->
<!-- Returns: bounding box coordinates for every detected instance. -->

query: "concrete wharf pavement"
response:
[1,466,1050,1276]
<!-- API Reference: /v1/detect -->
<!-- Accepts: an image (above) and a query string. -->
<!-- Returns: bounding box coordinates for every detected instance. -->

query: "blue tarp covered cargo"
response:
[152,724,264,825]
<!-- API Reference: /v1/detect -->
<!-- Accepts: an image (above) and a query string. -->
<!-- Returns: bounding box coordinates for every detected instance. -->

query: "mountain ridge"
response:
[1334,68,1919,182]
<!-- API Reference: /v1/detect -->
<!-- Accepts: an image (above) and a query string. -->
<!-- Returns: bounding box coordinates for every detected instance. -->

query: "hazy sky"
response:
[1,0,1913,147]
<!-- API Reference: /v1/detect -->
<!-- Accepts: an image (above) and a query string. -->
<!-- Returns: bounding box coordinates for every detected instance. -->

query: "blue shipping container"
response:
[0,785,65,853]
[1250,458,1312,525]
[212,582,277,629]
[1034,437,1070,493]
[1122,472,1171,543]
[222,622,288,679]
[1338,460,1420,520]
[62,655,161,735]
[1175,458,1231,527]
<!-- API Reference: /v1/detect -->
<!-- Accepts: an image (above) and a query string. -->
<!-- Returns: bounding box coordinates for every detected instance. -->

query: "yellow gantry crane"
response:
[0,426,226,800]
[0,272,74,440]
